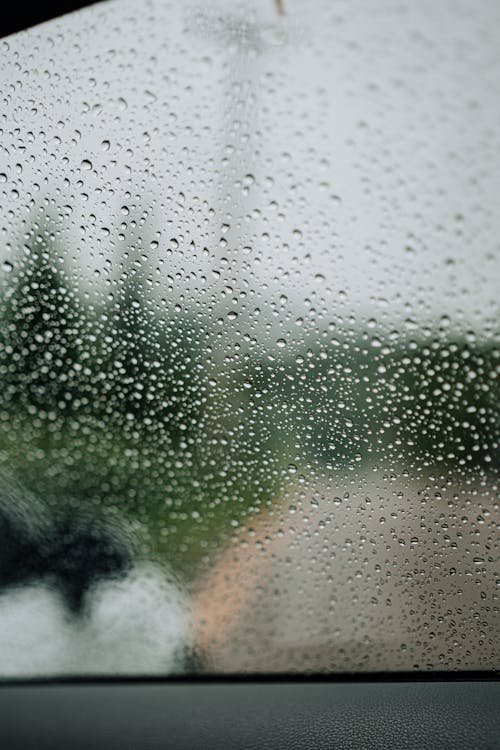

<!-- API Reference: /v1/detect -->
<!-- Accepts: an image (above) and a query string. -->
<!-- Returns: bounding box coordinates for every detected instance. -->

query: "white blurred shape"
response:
[0,563,189,677]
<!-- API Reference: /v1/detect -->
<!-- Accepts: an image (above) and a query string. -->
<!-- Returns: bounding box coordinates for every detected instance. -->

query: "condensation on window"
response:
[0,0,498,676]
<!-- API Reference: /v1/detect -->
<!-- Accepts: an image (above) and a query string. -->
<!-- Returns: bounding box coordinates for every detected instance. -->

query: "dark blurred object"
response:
[0,1,103,39]
[0,490,132,615]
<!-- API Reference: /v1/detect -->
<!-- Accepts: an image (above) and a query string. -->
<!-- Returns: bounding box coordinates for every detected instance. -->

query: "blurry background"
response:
[0,0,498,674]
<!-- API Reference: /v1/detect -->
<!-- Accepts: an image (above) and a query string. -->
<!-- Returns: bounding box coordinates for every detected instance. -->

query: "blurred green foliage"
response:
[0,206,497,578]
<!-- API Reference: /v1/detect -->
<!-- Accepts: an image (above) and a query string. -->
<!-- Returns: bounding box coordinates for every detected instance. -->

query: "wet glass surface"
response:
[0,0,498,675]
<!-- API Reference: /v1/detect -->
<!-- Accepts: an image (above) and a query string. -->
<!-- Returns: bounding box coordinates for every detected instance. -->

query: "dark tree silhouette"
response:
[0,210,87,414]
[93,206,204,445]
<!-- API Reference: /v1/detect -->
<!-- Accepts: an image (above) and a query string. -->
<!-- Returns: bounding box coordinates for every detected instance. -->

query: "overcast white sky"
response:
[1,0,499,344]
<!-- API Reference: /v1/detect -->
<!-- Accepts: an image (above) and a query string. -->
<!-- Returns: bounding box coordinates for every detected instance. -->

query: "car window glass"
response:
[0,0,498,676]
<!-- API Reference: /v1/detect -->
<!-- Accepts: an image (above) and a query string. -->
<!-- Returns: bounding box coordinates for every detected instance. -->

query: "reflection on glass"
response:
[0,0,498,675]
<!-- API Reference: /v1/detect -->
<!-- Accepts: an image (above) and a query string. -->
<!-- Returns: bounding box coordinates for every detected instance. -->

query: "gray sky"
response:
[1,0,499,343]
